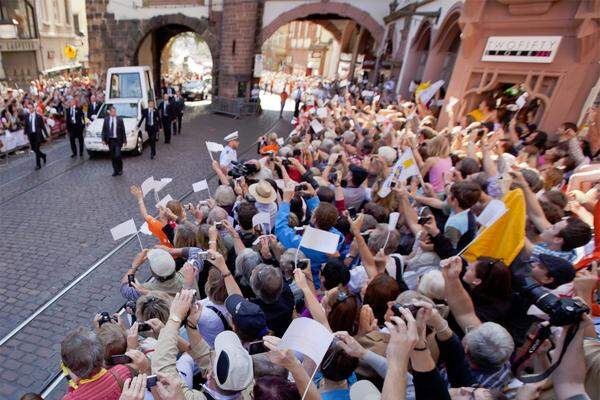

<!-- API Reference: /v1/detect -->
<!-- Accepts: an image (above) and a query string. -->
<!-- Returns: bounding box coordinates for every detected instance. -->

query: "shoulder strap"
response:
[206,305,232,331]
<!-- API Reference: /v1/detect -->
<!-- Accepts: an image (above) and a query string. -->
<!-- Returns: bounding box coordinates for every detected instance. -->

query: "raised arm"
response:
[130,185,150,219]
[441,257,481,332]
[207,250,242,296]
[212,160,231,185]
[294,268,330,330]
[349,214,377,278]
[512,173,552,232]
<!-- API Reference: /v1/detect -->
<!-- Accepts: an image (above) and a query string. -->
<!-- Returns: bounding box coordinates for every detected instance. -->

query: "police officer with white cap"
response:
[220,131,239,170]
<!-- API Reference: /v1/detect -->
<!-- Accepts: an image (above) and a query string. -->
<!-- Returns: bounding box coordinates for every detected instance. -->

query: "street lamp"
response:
[0,18,18,39]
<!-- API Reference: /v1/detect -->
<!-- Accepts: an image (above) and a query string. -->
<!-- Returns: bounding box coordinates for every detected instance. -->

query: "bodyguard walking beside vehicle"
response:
[65,99,86,158]
[24,104,48,171]
[158,94,174,144]
[138,99,160,160]
[101,106,126,176]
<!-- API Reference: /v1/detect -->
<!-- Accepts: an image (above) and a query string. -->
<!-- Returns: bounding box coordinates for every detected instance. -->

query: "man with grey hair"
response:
[61,326,132,397]
[463,322,514,388]
[428,305,515,391]
[249,264,294,337]
[278,248,306,306]
[235,249,262,296]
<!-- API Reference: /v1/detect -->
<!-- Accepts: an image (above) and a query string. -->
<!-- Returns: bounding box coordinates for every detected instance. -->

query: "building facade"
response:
[85,0,600,132]
[0,0,88,87]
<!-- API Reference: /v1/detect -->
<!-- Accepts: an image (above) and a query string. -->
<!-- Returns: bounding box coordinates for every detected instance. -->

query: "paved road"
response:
[0,95,293,399]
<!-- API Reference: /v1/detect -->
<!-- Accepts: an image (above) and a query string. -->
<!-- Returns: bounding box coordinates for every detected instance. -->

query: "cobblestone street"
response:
[0,98,292,399]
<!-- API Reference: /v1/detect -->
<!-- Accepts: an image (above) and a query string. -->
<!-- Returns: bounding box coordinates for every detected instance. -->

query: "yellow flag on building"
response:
[461,189,525,265]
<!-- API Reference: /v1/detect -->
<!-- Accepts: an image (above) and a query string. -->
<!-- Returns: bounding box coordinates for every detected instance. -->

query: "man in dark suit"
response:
[101,106,127,176]
[173,92,185,135]
[65,98,86,158]
[24,104,48,170]
[158,93,174,144]
[87,95,102,119]
[137,99,160,160]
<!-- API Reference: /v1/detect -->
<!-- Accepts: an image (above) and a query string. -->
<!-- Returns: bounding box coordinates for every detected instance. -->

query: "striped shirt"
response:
[63,365,131,400]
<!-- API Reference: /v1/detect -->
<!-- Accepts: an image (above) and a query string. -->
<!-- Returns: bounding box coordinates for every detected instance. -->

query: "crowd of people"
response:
[0,74,105,168]
[20,70,600,400]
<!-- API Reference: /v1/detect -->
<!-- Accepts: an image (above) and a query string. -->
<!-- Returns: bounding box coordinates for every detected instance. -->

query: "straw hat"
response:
[248,180,277,204]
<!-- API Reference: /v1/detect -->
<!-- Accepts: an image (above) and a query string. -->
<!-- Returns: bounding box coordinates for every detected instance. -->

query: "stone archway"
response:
[422,2,463,85]
[124,13,219,95]
[398,19,432,97]
[259,1,384,46]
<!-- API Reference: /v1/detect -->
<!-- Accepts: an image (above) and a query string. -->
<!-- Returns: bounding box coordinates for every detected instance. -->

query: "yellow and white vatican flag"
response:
[378,148,420,198]
[461,189,525,265]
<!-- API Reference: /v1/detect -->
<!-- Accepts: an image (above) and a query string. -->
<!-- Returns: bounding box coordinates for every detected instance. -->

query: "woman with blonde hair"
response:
[415,135,453,193]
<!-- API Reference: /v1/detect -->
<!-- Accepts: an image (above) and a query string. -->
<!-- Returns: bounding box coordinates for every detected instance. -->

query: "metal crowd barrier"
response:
[210,96,261,118]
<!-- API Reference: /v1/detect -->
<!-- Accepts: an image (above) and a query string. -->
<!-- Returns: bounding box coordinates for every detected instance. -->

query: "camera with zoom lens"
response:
[518,277,589,326]
[228,161,258,179]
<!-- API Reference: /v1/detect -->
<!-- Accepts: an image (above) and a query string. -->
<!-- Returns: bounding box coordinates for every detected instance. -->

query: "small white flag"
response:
[141,176,155,197]
[139,221,152,236]
[388,212,400,231]
[445,96,459,113]
[154,178,172,192]
[156,194,173,208]
[276,137,284,146]
[419,80,445,105]
[110,218,137,241]
[299,226,340,254]
[192,179,209,192]
[378,148,419,198]
[206,141,224,152]
[252,212,271,228]
[278,318,334,365]
[310,119,324,133]
[515,92,529,109]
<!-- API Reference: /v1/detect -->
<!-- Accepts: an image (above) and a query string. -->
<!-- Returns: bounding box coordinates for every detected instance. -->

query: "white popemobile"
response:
[84,99,148,157]
[85,66,155,157]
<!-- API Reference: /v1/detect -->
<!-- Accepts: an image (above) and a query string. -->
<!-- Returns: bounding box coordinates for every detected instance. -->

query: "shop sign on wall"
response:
[482,36,562,63]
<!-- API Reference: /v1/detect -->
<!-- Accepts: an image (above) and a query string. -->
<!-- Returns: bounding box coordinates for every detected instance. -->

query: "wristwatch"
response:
[169,315,182,324]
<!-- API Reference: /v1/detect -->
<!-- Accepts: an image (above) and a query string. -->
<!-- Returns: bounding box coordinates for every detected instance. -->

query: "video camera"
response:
[228,161,259,179]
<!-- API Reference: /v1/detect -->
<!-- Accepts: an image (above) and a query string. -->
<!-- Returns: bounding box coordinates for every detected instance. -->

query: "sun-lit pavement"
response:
[0,94,292,399]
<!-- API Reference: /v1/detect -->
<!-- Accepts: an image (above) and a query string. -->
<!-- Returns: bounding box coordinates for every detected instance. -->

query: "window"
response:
[0,1,37,38]
[109,73,143,99]
[98,103,138,119]
[73,13,80,33]
[64,0,70,24]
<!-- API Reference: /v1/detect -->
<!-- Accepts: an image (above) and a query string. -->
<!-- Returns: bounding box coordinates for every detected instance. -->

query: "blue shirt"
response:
[274,197,344,288]
[532,242,577,263]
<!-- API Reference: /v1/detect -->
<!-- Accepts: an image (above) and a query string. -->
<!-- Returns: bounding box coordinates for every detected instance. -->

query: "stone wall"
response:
[85,0,219,93]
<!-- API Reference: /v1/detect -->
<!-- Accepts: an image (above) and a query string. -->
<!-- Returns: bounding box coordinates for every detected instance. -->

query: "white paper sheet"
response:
[276,137,284,146]
[192,179,209,192]
[110,218,137,241]
[156,194,173,208]
[141,176,155,197]
[299,226,340,254]
[317,107,328,118]
[206,141,224,152]
[278,317,334,365]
